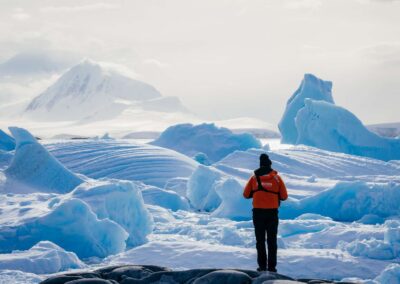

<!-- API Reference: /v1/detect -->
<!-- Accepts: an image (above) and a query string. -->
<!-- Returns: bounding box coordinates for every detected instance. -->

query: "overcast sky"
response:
[0,0,399,125]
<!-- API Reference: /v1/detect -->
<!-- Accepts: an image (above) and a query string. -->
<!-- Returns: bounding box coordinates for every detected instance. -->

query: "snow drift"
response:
[278,74,334,144]
[0,241,85,274]
[46,139,198,188]
[295,99,400,161]
[4,127,83,193]
[151,123,262,163]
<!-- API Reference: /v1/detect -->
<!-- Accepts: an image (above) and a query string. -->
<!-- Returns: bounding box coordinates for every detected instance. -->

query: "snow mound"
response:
[279,74,334,144]
[281,181,400,221]
[4,127,83,193]
[0,241,85,274]
[295,99,400,161]
[151,123,261,163]
[71,179,153,247]
[187,165,223,211]
[0,197,128,258]
[0,129,15,151]
[46,139,198,188]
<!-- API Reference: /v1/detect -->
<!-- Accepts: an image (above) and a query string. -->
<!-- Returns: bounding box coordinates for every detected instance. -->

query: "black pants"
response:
[252,208,279,271]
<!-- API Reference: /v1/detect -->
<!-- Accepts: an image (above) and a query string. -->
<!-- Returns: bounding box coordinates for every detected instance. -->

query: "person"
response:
[243,153,288,272]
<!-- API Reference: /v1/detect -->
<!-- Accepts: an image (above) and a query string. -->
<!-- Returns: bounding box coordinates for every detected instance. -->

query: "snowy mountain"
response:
[24,59,188,121]
[367,122,400,138]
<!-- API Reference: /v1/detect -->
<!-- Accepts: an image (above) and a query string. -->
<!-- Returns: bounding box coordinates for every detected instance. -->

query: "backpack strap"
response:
[253,173,279,195]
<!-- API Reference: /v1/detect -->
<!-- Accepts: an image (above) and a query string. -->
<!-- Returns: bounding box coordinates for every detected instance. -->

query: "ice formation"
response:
[4,127,83,193]
[151,123,262,162]
[0,241,85,274]
[0,198,128,258]
[141,185,190,211]
[0,129,15,151]
[71,179,154,247]
[281,181,400,221]
[278,74,334,144]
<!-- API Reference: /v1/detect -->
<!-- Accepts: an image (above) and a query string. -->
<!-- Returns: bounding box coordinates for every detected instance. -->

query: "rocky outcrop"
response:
[40,265,355,284]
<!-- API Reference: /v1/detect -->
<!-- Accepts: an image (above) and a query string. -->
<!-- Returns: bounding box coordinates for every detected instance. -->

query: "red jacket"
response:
[243,170,288,209]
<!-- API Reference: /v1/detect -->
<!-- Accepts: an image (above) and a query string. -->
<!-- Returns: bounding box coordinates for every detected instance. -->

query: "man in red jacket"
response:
[243,153,288,272]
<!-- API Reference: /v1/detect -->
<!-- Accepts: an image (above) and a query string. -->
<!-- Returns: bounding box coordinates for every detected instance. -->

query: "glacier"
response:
[278,74,334,144]
[151,123,262,162]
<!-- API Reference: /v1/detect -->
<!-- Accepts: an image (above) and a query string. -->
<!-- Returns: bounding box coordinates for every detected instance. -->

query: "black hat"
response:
[260,153,272,167]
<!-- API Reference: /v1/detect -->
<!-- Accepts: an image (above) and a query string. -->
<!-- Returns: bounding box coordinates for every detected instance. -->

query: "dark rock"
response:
[66,279,118,284]
[262,281,308,284]
[103,266,154,281]
[40,276,84,284]
[192,269,252,284]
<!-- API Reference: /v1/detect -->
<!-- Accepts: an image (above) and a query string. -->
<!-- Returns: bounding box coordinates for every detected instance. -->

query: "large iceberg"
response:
[278,74,334,144]
[295,99,400,161]
[151,123,262,163]
[0,241,85,274]
[4,127,83,193]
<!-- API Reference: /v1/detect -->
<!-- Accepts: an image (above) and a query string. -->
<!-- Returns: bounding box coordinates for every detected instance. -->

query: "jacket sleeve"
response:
[243,176,254,199]
[277,175,288,201]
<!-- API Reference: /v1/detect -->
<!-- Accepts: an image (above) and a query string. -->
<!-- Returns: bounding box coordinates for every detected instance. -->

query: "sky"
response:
[0,0,399,125]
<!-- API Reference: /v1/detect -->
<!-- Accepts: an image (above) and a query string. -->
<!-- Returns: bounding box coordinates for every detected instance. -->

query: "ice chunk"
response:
[71,179,153,247]
[0,198,128,258]
[0,241,85,274]
[0,129,15,151]
[295,99,400,161]
[4,127,83,193]
[140,185,190,212]
[151,123,261,162]
[187,165,223,211]
[212,178,252,220]
[281,182,400,221]
[278,74,334,144]
[0,270,43,284]
[193,152,211,166]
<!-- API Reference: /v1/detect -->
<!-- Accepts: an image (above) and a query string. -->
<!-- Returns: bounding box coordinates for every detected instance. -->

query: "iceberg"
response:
[295,99,400,161]
[0,241,85,274]
[151,123,261,163]
[4,127,83,193]
[0,129,15,151]
[278,74,334,144]
[140,185,190,211]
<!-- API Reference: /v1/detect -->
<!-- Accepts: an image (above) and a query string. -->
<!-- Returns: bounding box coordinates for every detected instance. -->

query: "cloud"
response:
[40,3,120,13]
[360,42,400,66]
[142,59,169,69]
[12,8,31,21]
[283,0,323,10]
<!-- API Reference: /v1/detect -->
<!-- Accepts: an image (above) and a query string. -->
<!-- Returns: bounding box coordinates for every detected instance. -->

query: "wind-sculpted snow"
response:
[140,185,190,211]
[281,181,400,221]
[278,74,334,144]
[3,127,83,193]
[46,139,198,188]
[0,197,128,258]
[151,123,262,162]
[0,241,85,274]
[295,99,400,161]
[71,179,154,247]
[0,129,15,151]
